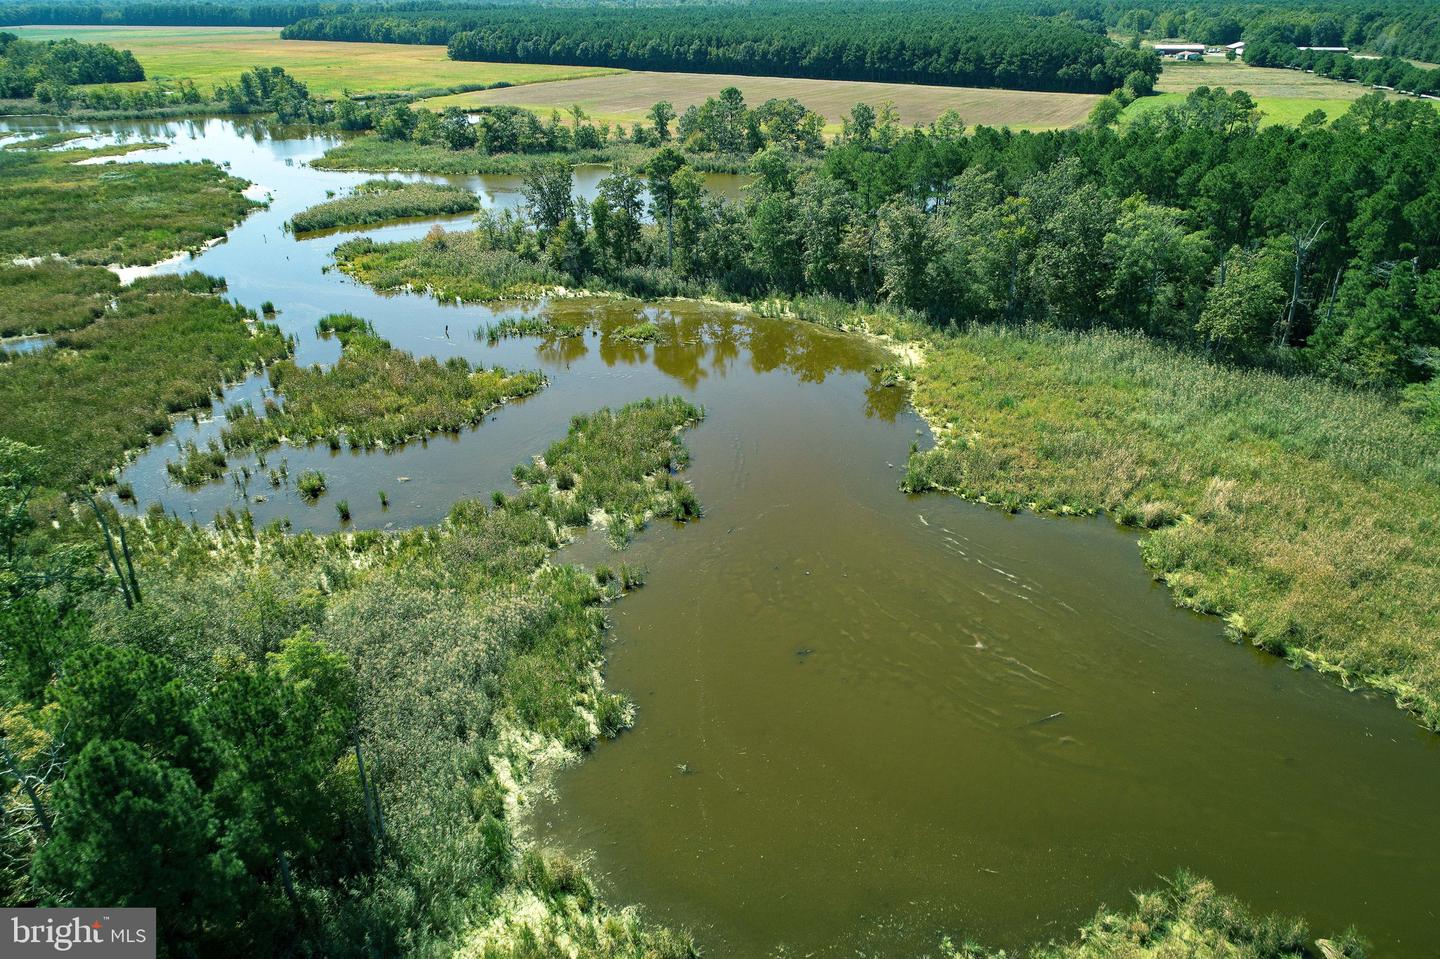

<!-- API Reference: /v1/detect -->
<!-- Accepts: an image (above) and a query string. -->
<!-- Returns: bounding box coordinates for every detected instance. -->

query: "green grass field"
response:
[8,26,623,98]
[1129,55,1414,126]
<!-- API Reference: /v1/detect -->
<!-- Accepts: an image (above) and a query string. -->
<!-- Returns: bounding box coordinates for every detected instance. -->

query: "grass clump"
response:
[0,260,119,337]
[0,139,257,266]
[949,870,1364,959]
[483,314,586,344]
[295,469,327,500]
[334,228,561,303]
[883,315,1440,728]
[288,179,480,233]
[610,321,661,343]
[0,272,286,490]
[165,439,228,488]
[311,138,644,176]
[509,397,703,544]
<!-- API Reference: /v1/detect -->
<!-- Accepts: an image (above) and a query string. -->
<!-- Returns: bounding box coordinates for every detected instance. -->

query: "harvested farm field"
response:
[420,69,1104,131]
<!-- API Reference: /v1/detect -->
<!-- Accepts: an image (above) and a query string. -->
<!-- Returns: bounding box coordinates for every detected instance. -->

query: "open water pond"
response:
[4,115,1437,955]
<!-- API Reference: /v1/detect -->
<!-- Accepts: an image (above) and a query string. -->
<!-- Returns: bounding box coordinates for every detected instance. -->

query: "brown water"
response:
[5,115,1439,955]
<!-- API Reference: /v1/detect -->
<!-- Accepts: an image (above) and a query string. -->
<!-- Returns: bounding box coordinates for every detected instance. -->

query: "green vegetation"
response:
[335,223,562,302]
[295,468,326,499]
[289,179,479,233]
[340,88,1440,728]
[482,314,585,343]
[212,313,543,456]
[0,261,119,337]
[951,871,1365,959]
[285,3,1159,94]
[312,134,643,175]
[0,138,256,266]
[0,30,142,100]
[802,308,1440,728]
[0,396,703,955]
[6,24,623,99]
[0,270,286,490]
[611,320,661,343]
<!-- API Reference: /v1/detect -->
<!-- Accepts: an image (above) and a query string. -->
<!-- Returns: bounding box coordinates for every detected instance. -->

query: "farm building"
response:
[1297,46,1350,53]
[1152,43,1206,55]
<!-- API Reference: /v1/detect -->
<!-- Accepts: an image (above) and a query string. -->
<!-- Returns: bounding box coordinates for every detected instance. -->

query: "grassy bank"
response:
[311,137,648,175]
[335,229,563,302]
[51,397,705,955]
[952,871,1364,959]
[167,314,544,485]
[289,180,480,233]
[821,308,1440,728]
[0,138,257,266]
[0,271,287,489]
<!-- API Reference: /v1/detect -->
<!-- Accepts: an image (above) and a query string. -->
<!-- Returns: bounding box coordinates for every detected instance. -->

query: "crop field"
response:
[8,25,622,97]
[1128,54,1410,125]
[420,70,1104,132]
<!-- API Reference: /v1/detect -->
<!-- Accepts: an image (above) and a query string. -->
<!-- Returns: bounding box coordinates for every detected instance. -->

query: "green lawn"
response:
[1124,55,1426,126]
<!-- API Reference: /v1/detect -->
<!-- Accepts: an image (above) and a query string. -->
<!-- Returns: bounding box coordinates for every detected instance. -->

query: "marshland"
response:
[4,8,1440,958]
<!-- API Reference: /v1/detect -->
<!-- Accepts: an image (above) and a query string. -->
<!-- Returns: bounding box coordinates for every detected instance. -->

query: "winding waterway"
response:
[6,115,1439,955]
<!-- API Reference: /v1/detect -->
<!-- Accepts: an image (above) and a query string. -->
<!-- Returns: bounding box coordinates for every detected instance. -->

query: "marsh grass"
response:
[296,469,327,500]
[507,397,703,544]
[289,179,480,233]
[0,261,119,337]
[874,314,1440,727]
[0,139,257,266]
[166,439,228,488]
[335,232,561,303]
[610,321,661,343]
[0,271,286,490]
[949,870,1363,959]
[311,138,648,176]
[213,314,545,455]
[483,315,586,344]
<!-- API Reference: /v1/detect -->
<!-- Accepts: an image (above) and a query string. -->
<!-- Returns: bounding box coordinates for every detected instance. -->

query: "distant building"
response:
[1226,41,1246,53]
[1175,51,1204,61]
[1153,43,1206,55]
[1297,46,1350,53]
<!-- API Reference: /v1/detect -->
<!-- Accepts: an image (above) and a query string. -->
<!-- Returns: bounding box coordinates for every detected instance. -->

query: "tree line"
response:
[469,88,1439,410]
[0,32,142,100]
[1244,37,1440,98]
[1096,0,1440,66]
[281,3,1160,94]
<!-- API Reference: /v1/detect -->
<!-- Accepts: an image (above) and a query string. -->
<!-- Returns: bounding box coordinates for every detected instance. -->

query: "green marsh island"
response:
[2,5,1440,958]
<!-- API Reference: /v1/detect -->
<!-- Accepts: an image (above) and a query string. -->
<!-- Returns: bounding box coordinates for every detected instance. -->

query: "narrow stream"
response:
[5,116,1438,955]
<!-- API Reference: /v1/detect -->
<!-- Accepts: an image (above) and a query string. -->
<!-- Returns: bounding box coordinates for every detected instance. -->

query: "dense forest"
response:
[5,0,1440,65]
[280,4,1156,94]
[0,31,142,99]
